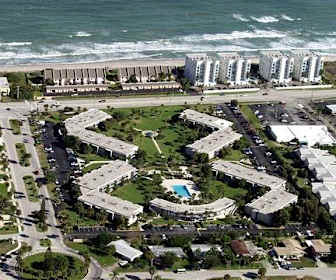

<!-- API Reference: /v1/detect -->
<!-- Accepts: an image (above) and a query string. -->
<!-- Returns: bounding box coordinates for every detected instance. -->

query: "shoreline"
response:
[1,54,336,73]
[0,58,185,73]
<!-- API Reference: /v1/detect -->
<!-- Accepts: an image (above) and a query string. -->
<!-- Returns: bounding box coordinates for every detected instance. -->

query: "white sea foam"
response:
[281,14,295,21]
[250,16,279,23]
[0,42,32,46]
[232,13,250,22]
[69,31,92,38]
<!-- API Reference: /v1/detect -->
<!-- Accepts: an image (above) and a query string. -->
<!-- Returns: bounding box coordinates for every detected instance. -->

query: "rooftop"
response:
[149,197,235,215]
[0,77,9,87]
[269,125,336,147]
[180,109,233,130]
[306,239,331,254]
[312,182,336,216]
[64,109,111,130]
[186,129,242,154]
[273,238,305,257]
[77,160,137,191]
[246,189,298,215]
[212,160,286,189]
[108,239,143,262]
[299,147,336,182]
[190,244,221,253]
[148,246,186,258]
[79,189,143,218]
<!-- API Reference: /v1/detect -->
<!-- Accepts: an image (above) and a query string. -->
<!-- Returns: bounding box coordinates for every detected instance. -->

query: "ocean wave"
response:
[180,29,286,41]
[281,14,295,21]
[0,42,32,46]
[232,13,250,22]
[250,16,279,23]
[69,31,92,38]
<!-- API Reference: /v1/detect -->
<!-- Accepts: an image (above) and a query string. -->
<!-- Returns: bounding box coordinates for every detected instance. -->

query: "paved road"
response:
[116,267,336,280]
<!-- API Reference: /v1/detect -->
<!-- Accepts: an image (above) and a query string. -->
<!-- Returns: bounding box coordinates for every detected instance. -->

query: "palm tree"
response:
[111,271,119,280]
[149,266,156,280]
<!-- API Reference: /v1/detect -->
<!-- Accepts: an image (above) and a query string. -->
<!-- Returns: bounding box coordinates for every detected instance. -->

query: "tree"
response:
[272,208,289,227]
[149,266,156,280]
[160,252,178,268]
[258,267,266,279]
[127,74,138,83]
[224,274,231,280]
[111,271,119,280]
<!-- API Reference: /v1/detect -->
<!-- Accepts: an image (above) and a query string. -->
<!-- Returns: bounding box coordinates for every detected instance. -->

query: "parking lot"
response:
[218,103,279,175]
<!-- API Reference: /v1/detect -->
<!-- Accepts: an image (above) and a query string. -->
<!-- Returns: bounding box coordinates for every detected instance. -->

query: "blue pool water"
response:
[173,184,191,198]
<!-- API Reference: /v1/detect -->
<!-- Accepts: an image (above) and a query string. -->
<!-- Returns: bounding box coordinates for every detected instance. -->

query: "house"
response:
[0,77,10,96]
[148,245,186,258]
[306,239,331,258]
[108,239,143,262]
[231,240,260,258]
[272,239,305,260]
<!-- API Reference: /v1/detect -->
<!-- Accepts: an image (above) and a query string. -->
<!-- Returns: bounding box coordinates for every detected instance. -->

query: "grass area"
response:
[23,175,39,202]
[206,179,248,201]
[0,182,10,199]
[0,223,18,235]
[0,239,17,255]
[59,209,98,228]
[47,182,57,201]
[292,257,317,268]
[221,149,246,161]
[40,239,51,247]
[36,145,49,170]
[82,162,107,174]
[21,252,87,280]
[100,105,211,167]
[15,143,31,167]
[65,241,117,267]
[36,222,48,232]
[111,182,145,204]
[240,105,262,130]
[77,152,107,163]
[9,119,22,135]
[0,174,9,181]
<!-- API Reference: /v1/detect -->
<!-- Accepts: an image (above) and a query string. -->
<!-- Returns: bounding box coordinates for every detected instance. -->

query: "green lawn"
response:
[23,175,39,202]
[9,119,22,135]
[40,238,51,247]
[111,182,145,204]
[221,149,246,161]
[59,209,99,228]
[292,257,317,268]
[77,152,107,163]
[82,162,107,174]
[240,105,262,130]
[0,223,18,235]
[15,143,31,167]
[65,241,117,267]
[0,182,10,199]
[0,239,17,255]
[21,252,87,280]
[36,145,49,170]
[207,179,248,200]
[0,174,9,181]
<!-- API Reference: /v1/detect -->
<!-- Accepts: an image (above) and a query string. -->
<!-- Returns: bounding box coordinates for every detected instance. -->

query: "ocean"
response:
[1,0,336,65]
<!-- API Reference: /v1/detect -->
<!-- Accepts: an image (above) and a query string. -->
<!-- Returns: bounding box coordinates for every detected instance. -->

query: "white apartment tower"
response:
[184,54,220,86]
[259,51,294,84]
[217,52,251,86]
[291,50,324,83]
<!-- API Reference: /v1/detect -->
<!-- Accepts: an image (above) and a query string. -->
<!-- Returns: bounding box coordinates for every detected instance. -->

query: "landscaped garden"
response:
[9,119,22,135]
[23,175,38,202]
[0,239,17,255]
[15,143,31,167]
[20,251,87,280]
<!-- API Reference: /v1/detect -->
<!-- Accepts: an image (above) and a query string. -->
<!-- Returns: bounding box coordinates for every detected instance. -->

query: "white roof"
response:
[77,160,137,190]
[64,109,111,129]
[270,125,336,147]
[212,160,286,189]
[326,104,336,113]
[180,109,233,130]
[246,189,298,215]
[0,77,9,87]
[187,129,242,155]
[148,246,186,258]
[299,147,336,182]
[312,182,336,217]
[190,244,221,253]
[108,240,142,262]
[79,190,143,218]
[149,197,235,215]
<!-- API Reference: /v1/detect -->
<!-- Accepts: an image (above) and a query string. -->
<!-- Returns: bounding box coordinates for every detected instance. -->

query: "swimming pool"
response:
[173,184,191,198]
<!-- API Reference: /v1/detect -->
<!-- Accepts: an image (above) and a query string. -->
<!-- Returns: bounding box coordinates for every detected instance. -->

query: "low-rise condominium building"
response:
[245,189,298,225]
[291,50,324,83]
[149,197,236,221]
[108,239,143,262]
[259,51,294,84]
[184,53,219,86]
[212,160,287,189]
[217,52,251,86]
[65,109,138,159]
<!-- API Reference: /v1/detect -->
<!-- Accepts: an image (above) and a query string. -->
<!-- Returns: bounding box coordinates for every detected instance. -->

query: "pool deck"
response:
[162,179,200,200]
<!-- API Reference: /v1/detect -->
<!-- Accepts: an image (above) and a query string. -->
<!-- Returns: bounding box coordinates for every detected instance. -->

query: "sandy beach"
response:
[0,58,185,73]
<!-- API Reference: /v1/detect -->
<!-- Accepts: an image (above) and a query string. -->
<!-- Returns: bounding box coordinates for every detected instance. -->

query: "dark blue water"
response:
[0,0,336,65]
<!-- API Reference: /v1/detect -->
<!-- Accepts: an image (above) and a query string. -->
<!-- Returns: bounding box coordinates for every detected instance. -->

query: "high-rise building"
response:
[259,51,294,84]
[184,54,219,86]
[217,52,251,86]
[291,50,324,83]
